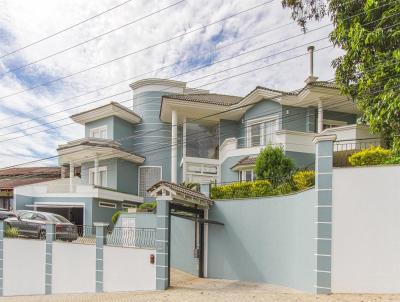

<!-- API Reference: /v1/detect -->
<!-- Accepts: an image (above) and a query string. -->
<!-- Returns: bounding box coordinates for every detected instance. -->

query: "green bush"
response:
[111,211,122,225]
[348,145,393,166]
[138,202,157,212]
[211,180,272,199]
[5,225,19,238]
[292,170,315,191]
[255,146,295,184]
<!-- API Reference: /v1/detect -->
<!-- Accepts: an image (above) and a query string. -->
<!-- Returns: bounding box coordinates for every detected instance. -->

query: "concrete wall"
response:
[3,239,46,296]
[117,159,138,194]
[113,116,135,149]
[331,165,400,293]
[282,106,308,132]
[285,151,315,169]
[170,216,198,276]
[208,189,317,292]
[103,246,156,291]
[52,242,96,294]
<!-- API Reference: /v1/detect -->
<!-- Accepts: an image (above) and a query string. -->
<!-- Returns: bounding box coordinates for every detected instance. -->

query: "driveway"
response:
[1,270,399,302]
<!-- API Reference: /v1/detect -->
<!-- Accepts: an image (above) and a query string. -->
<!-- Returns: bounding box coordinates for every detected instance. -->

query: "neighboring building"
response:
[0,167,61,210]
[13,47,380,225]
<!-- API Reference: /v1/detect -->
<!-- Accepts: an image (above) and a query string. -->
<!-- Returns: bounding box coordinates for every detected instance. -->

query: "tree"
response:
[254,146,295,183]
[281,0,400,150]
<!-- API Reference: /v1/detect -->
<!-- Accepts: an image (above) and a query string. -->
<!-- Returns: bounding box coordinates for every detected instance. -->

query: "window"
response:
[323,119,347,130]
[246,116,279,147]
[139,166,162,197]
[239,170,255,182]
[122,203,137,210]
[89,166,107,187]
[99,201,116,209]
[89,125,108,139]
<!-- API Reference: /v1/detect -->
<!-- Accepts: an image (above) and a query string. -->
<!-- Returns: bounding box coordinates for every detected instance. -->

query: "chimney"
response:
[305,45,318,84]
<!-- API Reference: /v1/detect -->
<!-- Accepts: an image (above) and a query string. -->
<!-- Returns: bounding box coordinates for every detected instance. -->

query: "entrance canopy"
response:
[25,202,84,209]
[147,181,213,209]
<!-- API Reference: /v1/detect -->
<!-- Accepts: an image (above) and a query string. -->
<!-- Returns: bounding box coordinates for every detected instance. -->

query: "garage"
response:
[26,203,85,226]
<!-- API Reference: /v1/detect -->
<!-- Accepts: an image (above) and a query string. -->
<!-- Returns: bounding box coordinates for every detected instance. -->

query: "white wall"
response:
[52,242,96,294]
[332,165,400,293]
[103,246,156,292]
[3,239,46,296]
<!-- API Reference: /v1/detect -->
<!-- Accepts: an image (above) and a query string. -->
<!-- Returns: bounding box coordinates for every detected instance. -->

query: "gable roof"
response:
[231,156,257,170]
[70,102,141,125]
[163,93,243,106]
[147,181,213,206]
[0,167,61,177]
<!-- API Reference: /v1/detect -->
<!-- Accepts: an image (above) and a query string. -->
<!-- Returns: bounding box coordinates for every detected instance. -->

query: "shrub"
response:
[138,202,157,212]
[5,224,19,238]
[255,146,295,184]
[111,211,122,225]
[271,182,293,195]
[292,170,315,191]
[210,180,272,199]
[348,145,392,166]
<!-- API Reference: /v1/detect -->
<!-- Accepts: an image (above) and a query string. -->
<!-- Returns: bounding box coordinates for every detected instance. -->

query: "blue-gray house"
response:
[14,52,377,225]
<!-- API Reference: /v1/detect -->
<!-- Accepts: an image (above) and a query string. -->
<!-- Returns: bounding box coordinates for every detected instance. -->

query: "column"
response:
[95,222,108,292]
[318,100,324,133]
[182,117,187,183]
[69,161,74,192]
[203,209,209,278]
[0,221,3,296]
[94,157,99,186]
[171,110,178,183]
[45,223,55,295]
[156,197,170,290]
[313,134,336,294]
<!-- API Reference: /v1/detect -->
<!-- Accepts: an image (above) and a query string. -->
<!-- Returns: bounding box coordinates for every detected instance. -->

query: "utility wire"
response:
[0,0,134,60]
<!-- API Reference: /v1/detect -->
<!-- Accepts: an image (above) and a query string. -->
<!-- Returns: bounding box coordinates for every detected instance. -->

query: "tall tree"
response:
[282,0,400,149]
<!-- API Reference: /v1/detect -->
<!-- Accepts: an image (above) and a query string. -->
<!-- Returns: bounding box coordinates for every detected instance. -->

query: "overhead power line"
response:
[0,0,134,60]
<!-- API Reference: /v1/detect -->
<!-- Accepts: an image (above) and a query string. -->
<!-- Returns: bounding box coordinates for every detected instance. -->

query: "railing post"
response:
[45,223,55,295]
[313,134,336,294]
[0,221,4,296]
[156,198,170,290]
[94,222,108,293]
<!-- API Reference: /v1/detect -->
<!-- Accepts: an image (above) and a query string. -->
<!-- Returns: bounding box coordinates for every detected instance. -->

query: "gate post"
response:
[45,223,56,295]
[313,134,336,294]
[156,197,170,290]
[94,222,108,293]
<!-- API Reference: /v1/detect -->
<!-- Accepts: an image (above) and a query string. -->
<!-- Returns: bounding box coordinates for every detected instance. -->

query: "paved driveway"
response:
[1,270,399,302]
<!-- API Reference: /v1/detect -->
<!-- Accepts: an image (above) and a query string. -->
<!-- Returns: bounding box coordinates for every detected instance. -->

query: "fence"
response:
[333,138,384,167]
[107,227,156,249]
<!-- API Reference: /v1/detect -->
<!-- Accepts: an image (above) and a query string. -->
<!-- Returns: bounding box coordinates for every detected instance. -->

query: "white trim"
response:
[98,201,117,209]
[89,125,108,139]
[122,203,137,210]
[245,115,280,148]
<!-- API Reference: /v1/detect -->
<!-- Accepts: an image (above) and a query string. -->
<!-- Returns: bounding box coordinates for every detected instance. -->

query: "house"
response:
[13,46,380,225]
[0,167,61,210]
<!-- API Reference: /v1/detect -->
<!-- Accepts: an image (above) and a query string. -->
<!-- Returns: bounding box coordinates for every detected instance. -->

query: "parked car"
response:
[5,211,78,241]
[0,210,17,220]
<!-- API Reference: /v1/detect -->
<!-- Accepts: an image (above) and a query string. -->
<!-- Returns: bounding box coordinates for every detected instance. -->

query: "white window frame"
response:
[246,115,280,148]
[98,201,116,209]
[138,166,162,197]
[89,125,108,139]
[239,169,255,182]
[322,119,347,129]
[89,166,108,187]
[122,203,137,210]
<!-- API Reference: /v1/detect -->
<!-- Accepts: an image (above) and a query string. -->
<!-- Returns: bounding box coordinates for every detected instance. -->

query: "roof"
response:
[0,177,60,190]
[0,167,61,177]
[147,181,213,206]
[256,80,339,97]
[163,93,243,106]
[231,156,257,170]
[70,102,141,125]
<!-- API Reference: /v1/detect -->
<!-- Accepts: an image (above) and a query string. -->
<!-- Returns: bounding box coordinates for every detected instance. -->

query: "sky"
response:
[0,0,342,168]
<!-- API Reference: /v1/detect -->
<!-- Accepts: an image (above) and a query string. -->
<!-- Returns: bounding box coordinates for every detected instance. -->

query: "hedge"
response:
[210,170,315,199]
[348,145,400,166]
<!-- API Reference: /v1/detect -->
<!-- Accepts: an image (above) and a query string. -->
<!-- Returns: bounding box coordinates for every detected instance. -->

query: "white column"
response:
[318,100,324,133]
[182,117,187,183]
[94,157,99,186]
[171,110,178,183]
[69,161,74,192]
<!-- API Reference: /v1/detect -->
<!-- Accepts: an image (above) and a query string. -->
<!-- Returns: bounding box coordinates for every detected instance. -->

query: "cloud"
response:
[0,0,342,168]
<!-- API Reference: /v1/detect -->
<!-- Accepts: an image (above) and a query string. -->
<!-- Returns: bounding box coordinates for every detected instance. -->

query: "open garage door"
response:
[25,203,84,225]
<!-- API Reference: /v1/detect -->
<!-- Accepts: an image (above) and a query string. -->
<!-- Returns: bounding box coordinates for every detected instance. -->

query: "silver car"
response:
[5,211,78,241]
